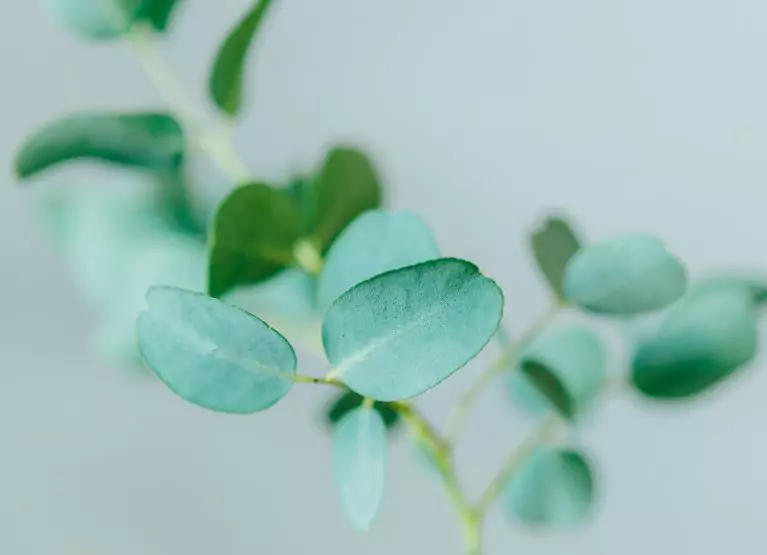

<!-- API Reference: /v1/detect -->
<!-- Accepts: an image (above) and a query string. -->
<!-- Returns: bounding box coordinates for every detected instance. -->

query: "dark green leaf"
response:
[208,183,303,298]
[15,112,184,179]
[505,448,596,527]
[136,0,183,31]
[325,390,400,431]
[563,234,687,314]
[138,286,297,413]
[323,258,503,401]
[530,216,582,300]
[312,147,383,250]
[208,0,275,116]
[631,282,759,399]
[520,361,575,420]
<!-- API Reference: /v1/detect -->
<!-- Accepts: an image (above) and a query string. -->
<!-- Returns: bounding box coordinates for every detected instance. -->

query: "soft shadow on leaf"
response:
[530,215,582,300]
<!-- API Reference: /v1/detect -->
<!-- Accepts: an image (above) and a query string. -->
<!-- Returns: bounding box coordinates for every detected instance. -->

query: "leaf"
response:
[332,406,387,531]
[517,325,606,420]
[325,390,400,431]
[505,448,596,527]
[138,286,297,413]
[563,234,687,315]
[43,0,142,40]
[530,216,582,300]
[208,183,303,298]
[318,210,440,310]
[136,0,183,31]
[323,258,504,401]
[631,282,759,399]
[312,147,383,250]
[15,112,184,179]
[208,0,275,116]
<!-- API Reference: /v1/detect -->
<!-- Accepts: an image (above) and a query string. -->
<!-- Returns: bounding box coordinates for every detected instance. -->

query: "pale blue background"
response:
[2,1,767,554]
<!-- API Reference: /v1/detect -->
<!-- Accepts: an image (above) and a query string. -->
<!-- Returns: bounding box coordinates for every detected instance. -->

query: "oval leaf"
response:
[332,407,387,531]
[43,0,141,39]
[530,216,582,300]
[312,147,383,250]
[631,282,759,399]
[208,183,303,298]
[563,234,687,314]
[518,325,606,420]
[505,448,595,527]
[138,286,297,413]
[323,258,504,401]
[208,0,275,116]
[16,112,184,179]
[318,210,440,310]
[325,390,400,431]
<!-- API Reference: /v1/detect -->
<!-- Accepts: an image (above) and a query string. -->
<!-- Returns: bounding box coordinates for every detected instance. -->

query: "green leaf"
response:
[505,448,595,527]
[15,112,184,179]
[138,286,296,413]
[631,282,759,399]
[312,147,383,250]
[530,216,582,300]
[208,0,275,116]
[323,258,504,401]
[135,0,183,31]
[208,183,303,298]
[318,210,440,310]
[43,0,142,40]
[563,234,687,315]
[517,325,606,420]
[332,406,387,531]
[325,391,400,431]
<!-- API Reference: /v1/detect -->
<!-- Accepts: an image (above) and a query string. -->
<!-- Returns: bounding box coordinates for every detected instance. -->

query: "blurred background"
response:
[3,1,767,553]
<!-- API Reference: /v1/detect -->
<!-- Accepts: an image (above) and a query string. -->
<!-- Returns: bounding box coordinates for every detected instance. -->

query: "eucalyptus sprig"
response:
[14,2,767,554]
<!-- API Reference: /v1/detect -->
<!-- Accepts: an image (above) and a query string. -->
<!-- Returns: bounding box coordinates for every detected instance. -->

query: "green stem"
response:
[293,374,347,390]
[127,23,251,184]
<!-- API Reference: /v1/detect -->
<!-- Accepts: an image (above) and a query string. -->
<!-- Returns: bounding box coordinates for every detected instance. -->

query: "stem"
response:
[127,24,251,184]
[445,305,561,444]
[475,415,562,517]
[293,374,347,390]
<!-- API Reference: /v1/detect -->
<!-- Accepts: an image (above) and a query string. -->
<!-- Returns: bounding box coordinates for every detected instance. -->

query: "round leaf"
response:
[323,258,504,401]
[318,210,440,310]
[332,407,387,531]
[530,216,582,300]
[208,183,303,298]
[631,282,759,399]
[138,286,297,413]
[505,448,595,527]
[563,234,687,314]
[517,325,606,420]
[324,390,400,431]
[43,0,141,39]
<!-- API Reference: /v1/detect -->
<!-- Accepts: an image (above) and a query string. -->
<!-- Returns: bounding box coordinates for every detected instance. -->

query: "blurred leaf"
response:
[138,287,296,413]
[136,0,183,31]
[322,259,503,401]
[208,0,275,116]
[563,234,687,315]
[631,282,759,399]
[325,390,400,431]
[530,216,582,300]
[505,448,595,527]
[517,325,606,421]
[208,182,303,298]
[311,147,383,250]
[318,210,440,310]
[332,407,387,531]
[43,0,142,40]
[154,165,205,235]
[16,112,184,179]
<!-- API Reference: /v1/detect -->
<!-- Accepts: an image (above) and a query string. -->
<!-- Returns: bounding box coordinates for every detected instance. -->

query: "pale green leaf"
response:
[43,0,142,39]
[208,183,303,298]
[323,258,503,401]
[208,0,274,116]
[631,282,759,399]
[530,216,582,300]
[506,448,595,527]
[332,407,387,531]
[138,286,296,413]
[318,210,440,310]
[563,234,686,314]
[15,112,184,179]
